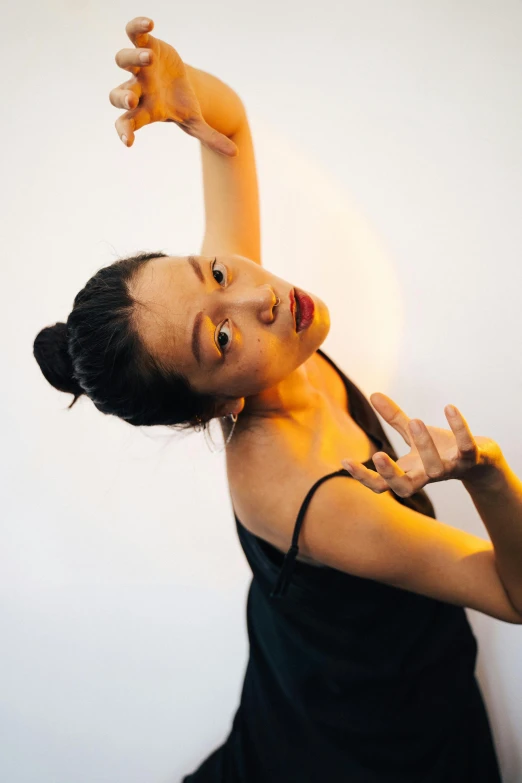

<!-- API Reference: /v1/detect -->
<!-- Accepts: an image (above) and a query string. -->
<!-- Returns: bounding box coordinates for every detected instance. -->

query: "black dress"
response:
[182,348,502,782]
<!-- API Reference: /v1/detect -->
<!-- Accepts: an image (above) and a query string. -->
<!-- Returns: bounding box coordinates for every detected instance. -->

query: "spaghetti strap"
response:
[270,467,355,599]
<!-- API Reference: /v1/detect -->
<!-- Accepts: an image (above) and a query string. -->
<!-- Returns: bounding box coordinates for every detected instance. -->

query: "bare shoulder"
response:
[227,419,350,562]
[296,473,522,624]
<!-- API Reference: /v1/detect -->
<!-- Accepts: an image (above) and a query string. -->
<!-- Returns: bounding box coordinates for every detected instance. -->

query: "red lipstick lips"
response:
[294,287,315,332]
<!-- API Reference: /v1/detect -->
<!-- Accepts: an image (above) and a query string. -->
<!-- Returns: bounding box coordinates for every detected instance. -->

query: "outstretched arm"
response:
[186,66,261,265]
[342,395,522,618]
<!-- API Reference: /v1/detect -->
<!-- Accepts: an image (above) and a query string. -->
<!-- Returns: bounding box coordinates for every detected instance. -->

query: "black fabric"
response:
[182,348,502,782]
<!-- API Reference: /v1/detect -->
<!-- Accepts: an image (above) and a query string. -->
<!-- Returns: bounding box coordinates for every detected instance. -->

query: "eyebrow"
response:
[188,256,205,365]
[188,255,204,283]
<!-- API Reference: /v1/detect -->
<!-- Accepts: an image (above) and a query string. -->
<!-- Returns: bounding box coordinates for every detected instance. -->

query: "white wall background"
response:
[2,0,521,780]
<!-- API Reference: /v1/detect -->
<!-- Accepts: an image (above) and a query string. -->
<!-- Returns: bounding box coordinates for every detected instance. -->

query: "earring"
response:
[195,412,238,452]
[214,412,237,452]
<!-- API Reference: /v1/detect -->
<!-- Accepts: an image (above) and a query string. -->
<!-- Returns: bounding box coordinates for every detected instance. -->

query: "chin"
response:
[302,297,331,357]
[312,295,331,338]
[322,301,331,332]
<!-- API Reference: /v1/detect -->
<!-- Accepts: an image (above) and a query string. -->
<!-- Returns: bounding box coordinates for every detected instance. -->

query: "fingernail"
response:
[140,52,150,63]
[141,19,149,28]
[342,461,353,472]
[410,420,422,435]
[374,457,386,468]
[125,96,131,109]
[447,405,457,417]
[121,134,128,145]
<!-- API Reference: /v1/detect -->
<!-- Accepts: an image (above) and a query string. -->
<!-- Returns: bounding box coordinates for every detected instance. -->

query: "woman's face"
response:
[131,254,331,404]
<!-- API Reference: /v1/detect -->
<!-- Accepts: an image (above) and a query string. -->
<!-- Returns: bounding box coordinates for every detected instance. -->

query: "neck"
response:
[233,352,327,435]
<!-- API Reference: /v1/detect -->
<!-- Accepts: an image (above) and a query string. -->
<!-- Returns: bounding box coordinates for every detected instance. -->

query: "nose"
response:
[219,283,279,324]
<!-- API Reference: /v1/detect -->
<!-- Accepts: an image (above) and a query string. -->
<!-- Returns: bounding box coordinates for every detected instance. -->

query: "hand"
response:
[109,17,238,156]
[341,393,504,497]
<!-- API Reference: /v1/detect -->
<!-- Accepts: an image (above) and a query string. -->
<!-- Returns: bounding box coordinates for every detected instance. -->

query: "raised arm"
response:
[109,17,261,265]
[186,66,262,265]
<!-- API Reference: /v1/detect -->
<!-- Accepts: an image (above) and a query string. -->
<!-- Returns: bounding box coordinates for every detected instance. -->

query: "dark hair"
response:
[33,251,230,431]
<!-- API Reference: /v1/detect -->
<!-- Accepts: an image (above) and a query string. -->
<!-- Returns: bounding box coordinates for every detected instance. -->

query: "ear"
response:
[215,397,245,419]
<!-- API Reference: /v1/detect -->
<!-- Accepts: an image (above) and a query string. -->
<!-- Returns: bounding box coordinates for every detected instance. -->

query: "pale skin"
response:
[109,17,522,621]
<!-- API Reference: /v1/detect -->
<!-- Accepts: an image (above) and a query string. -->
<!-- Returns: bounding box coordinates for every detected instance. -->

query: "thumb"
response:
[187,118,239,157]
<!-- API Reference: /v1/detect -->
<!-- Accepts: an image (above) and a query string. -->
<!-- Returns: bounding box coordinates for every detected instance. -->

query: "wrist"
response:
[461,451,511,496]
[185,64,245,138]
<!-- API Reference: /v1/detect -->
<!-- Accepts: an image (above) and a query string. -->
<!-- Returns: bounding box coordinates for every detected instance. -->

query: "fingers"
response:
[109,79,142,111]
[407,420,445,478]
[444,405,478,463]
[114,46,154,74]
[343,404,478,497]
[125,16,154,46]
[343,453,421,497]
[341,456,392,494]
[115,105,151,146]
[369,393,413,447]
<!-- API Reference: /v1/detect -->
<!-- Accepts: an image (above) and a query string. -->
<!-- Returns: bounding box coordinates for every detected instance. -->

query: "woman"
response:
[32,17,522,782]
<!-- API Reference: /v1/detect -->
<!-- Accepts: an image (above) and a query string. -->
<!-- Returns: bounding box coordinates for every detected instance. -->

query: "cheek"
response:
[252,335,281,368]
[250,341,287,383]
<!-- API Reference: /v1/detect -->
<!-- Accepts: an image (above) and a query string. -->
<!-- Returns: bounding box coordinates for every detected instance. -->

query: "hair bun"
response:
[33,321,84,403]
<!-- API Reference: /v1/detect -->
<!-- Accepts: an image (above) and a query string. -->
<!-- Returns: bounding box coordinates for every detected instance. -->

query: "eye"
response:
[216,320,232,353]
[211,258,228,286]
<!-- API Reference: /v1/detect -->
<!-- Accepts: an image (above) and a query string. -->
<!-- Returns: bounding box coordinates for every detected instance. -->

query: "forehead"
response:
[130,255,193,367]
[134,254,184,297]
